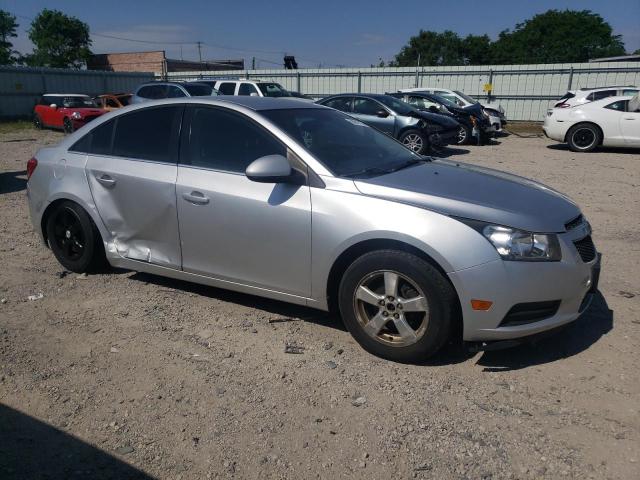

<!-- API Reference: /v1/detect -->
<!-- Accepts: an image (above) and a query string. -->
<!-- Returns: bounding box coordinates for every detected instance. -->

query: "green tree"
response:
[26,9,91,68]
[633,48,640,55]
[0,10,18,65]
[461,34,492,65]
[491,10,625,64]
[392,30,466,66]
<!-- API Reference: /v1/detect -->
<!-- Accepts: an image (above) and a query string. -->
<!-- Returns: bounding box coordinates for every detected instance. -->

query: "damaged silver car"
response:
[27,97,600,362]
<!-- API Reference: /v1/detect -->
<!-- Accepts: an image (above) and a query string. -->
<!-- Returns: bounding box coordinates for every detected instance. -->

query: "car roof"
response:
[43,94,90,97]
[583,95,633,106]
[322,93,394,99]
[578,85,637,91]
[214,96,324,110]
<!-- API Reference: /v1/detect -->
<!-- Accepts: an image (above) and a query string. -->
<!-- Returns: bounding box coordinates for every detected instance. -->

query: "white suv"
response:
[196,80,292,98]
[399,87,506,130]
[553,86,638,109]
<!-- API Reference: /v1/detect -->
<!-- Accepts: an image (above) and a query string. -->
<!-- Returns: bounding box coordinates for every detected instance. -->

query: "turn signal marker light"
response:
[471,299,493,311]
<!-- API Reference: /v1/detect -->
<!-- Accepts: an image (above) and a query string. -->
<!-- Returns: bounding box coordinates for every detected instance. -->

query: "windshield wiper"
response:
[387,158,430,173]
[342,166,392,178]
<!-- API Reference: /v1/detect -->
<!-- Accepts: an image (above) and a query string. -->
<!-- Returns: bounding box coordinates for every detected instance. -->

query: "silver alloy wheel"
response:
[402,133,424,153]
[353,270,429,347]
[457,126,467,144]
[572,127,596,150]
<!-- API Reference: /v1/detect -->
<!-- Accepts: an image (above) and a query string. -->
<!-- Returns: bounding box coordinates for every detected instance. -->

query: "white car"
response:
[543,95,640,152]
[399,87,506,130]
[552,85,638,109]
[195,79,293,98]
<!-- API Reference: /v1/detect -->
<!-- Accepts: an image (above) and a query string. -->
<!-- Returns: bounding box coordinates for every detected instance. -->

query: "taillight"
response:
[27,157,37,180]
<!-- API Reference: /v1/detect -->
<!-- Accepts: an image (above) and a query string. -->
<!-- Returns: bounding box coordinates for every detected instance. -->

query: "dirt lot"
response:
[1,127,639,480]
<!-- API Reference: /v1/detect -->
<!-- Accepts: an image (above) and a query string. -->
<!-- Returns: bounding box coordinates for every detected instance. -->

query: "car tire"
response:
[33,114,43,130]
[63,117,74,134]
[456,124,472,145]
[399,129,429,155]
[45,201,106,273]
[338,250,456,363]
[567,123,601,152]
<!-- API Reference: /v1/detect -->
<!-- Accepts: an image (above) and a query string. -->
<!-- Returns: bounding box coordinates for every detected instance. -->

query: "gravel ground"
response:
[1,128,639,480]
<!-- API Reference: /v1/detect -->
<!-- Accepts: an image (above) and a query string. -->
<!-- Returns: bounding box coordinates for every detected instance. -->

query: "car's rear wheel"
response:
[567,123,601,152]
[456,124,472,145]
[45,201,105,273]
[33,114,43,130]
[399,130,428,155]
[63,117,74,134]
[338,250,456,362]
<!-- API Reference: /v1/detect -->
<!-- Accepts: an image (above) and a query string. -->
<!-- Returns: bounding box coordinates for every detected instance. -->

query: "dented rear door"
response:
[86,105,183,268]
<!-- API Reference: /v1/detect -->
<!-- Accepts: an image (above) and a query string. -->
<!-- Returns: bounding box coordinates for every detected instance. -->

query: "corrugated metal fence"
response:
[0,66,154,119]
[166,62,640,121]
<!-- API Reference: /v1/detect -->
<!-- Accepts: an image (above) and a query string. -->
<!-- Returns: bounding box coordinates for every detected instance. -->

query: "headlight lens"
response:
[483,225,561,261]
[71,112,82,119]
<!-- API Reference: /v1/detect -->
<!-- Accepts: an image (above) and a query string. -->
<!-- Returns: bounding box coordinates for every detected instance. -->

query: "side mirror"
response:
[49,103,57,109]
[376,110,389,118]
[246,154,294,183]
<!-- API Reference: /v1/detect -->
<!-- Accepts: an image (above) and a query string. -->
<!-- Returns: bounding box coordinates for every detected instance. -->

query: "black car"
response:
[388,92,492,145]
[316,94,460,154]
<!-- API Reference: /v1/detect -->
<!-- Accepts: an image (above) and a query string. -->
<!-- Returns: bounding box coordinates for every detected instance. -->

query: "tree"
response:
[392,30,466,66]
[26,9,91,68]
[461,34,492,65]
[491,10,625,64]
[633,49,640,55]
[0,10,18,65]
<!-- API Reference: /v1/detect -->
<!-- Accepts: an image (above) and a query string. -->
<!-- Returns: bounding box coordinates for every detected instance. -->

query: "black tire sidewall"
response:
[568,124,600,152]
[338,250,455,363]
[46,201,100,273]
[399,129,429,155]
[63,118,74,134]
[33,115,42,129]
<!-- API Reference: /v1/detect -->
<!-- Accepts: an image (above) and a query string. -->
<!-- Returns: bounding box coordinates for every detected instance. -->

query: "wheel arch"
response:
[40,195,105,248]
[564,121,604,146]
[325,238,461,320]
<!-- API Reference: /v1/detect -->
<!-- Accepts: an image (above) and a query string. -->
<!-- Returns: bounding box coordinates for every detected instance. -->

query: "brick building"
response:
[87,51,244,75]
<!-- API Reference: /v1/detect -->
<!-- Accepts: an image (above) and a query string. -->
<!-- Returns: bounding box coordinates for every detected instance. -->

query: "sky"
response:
[2,0,639,68]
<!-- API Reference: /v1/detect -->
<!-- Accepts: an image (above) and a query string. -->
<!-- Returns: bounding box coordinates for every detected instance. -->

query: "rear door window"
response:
[167,86,186,98]
[322,97,352,112]
[238,83,259,96]
[69,119,115,155]
[353,98,383,115]
[112,106,182,162]
[604,100,628,112]
[218,82,237,95]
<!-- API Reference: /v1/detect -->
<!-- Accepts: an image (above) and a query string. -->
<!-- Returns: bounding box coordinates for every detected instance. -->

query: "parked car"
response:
[317,93,460,154]
[552,85,638,109]
[93,93,132,111]
[33,94,107,133]
[399,87,507,130]
[288,91,315,101]
[388,91,492,145]
[26,97,600,362]
[131,82,216,103]
[205,80,292,97]
[543,94,640,152]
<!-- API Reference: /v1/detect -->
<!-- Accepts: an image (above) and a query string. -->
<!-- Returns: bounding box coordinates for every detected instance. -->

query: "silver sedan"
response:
[26,97,600,362]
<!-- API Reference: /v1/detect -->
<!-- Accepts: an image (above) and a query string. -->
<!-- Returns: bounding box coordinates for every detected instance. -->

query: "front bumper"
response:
[448,234,601,342]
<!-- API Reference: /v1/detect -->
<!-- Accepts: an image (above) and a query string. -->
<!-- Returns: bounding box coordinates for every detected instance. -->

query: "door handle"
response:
[182,191,210,205]
[96,174,116,187]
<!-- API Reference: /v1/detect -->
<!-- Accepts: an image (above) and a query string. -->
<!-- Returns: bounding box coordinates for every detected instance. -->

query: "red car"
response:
[34,94,107,133]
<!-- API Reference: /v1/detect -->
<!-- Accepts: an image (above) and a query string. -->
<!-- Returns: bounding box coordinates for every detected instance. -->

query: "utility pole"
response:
[252,56,255,70]
[197,41,203,67]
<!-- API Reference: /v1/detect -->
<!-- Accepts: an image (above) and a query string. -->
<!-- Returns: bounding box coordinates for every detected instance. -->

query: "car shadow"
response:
[547,143,640,155]
[432,146,470,158]
[476,291,613,372]
[0,403,154,480]
[0,170,27,195]
[129,271,346,331]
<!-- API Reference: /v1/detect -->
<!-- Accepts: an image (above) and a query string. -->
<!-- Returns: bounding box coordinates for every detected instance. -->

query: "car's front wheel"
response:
[567,123,601,152]
[45,201,105,273]
[63,117,74,134]
[456,124,472,145]
[399,129,428,155]
[338,250,456,362]
[33,114,43,129]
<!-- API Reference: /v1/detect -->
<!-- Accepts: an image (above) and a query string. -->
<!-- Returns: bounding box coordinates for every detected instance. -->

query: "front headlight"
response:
[483,225,561,261]
[458,219,561,261]
[71,112,82,119]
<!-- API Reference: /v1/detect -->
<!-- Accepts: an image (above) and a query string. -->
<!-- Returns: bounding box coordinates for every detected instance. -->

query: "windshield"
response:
[376,96,415,115]
[184,84,214,96]
[63,96,96,108]
[453,90,478,104]
[257,83,291,97]
[261,108,422,178]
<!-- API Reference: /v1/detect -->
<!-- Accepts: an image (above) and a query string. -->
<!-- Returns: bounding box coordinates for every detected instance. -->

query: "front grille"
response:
[573,235,596,263]
[565,214,584,231]
[500,300,561,327]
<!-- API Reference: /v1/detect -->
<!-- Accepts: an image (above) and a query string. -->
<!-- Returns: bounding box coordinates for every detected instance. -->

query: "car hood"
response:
[461,103,483,117]
[354,160,580,232]
[412,110,459,128]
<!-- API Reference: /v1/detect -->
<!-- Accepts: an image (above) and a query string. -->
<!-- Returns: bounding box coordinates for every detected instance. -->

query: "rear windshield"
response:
[184,84,213,96]
[257,83,291,97]
[453,90,478,104]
